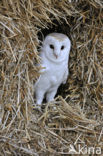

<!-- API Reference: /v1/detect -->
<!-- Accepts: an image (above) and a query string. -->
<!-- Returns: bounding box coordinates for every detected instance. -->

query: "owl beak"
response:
[54,53,58,59]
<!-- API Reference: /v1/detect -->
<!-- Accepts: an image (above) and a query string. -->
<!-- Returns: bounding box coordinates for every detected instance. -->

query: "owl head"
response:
[42,33,71,63]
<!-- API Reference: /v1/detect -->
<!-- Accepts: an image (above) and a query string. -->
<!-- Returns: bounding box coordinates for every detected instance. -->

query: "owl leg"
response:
[35,90,45,106]
[46,87,58,102]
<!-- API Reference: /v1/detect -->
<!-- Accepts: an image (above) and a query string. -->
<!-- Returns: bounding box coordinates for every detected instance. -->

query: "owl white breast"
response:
[34,33,71,107]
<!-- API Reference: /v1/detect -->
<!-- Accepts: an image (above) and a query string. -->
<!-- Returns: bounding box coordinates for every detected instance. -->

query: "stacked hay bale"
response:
[0,0,103,155]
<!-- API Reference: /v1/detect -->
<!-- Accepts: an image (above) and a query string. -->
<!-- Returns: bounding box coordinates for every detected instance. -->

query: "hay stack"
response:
[0,0,103,155]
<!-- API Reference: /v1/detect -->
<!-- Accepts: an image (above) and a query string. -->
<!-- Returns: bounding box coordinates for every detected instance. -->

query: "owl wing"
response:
[62,68,69,84]
[34,64,49,88]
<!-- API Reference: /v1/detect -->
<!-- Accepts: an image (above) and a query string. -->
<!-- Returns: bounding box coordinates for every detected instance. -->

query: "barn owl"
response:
[34,33,71,108]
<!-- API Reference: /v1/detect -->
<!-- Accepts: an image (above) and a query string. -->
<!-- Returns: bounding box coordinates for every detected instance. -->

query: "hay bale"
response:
[0,0,103,155]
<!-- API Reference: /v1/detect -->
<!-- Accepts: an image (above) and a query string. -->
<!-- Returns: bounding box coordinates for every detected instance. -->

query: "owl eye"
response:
[50,44,54,49]
[61,45,64,50]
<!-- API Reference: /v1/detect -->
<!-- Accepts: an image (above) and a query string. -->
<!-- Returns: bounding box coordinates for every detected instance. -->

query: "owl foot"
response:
[33,104,42,112]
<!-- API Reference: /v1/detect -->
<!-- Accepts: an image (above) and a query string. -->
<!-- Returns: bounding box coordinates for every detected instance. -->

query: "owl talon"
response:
[33,104,42,112]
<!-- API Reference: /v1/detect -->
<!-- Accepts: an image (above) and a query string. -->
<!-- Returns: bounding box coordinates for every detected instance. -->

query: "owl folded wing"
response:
[62,68,69,84]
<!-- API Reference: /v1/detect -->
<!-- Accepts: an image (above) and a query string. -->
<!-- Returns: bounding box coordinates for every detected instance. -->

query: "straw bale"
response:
[0,0,103,155]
